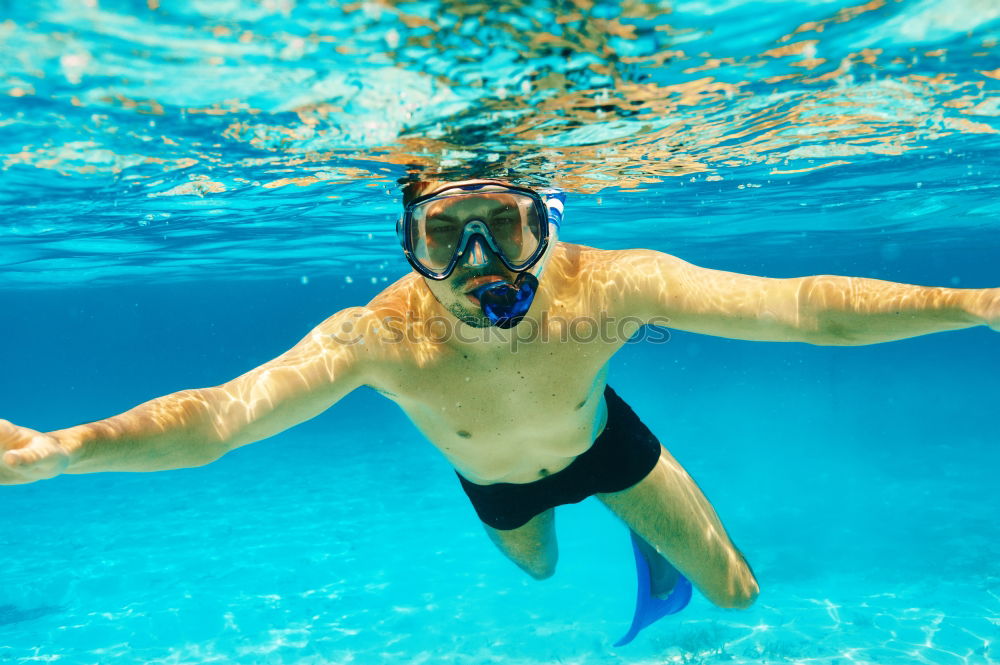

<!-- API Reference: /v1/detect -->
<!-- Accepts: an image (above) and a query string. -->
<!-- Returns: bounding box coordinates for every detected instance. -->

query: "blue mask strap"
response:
[539,188,565,230]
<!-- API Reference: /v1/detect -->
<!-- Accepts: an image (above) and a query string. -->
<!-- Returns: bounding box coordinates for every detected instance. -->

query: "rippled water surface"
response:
[1,1,999,664]
[2,0,999,284]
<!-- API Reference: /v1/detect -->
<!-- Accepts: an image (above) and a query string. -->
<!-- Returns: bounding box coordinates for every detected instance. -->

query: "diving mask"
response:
[397,183,564,328]
[397,183,560,280]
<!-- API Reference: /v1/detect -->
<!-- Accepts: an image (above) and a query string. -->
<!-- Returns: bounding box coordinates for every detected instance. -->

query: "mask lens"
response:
[408,197,462,273]
[482,191,543,266]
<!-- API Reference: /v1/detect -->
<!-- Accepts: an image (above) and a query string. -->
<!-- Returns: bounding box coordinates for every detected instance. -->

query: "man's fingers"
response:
[3,437,44,468]
[3,449,23,467]
[0,425,65,482]
[0,420,32,455]
[0,419,15,443]
[3,447,42,468]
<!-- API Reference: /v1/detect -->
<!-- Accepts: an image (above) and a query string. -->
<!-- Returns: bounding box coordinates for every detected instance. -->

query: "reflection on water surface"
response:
[0,0,998,284]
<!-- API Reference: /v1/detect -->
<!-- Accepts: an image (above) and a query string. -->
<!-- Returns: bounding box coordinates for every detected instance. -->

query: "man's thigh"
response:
[597,446,759,608]
[483,508,558,580]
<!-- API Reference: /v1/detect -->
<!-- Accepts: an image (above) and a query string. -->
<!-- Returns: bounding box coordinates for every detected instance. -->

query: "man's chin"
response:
[446,302,493,329]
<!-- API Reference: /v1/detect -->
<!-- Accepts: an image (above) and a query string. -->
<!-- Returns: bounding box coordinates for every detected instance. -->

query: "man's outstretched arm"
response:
[0,308,374,484]
[616,249,999,345]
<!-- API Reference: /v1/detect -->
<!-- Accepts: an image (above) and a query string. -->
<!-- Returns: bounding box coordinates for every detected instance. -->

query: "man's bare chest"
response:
[371,333,615,409]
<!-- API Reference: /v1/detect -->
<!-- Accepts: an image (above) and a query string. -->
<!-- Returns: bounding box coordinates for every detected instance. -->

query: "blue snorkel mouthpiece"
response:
[471,272,539,329]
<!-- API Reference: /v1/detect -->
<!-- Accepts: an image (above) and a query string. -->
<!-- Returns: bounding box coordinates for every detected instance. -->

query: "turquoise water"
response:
[2,0,999,663]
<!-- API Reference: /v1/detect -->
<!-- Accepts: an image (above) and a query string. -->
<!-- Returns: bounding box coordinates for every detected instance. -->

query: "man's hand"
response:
[0,419,70,485]
[987,289,1000,332]
[970,287,1000,332]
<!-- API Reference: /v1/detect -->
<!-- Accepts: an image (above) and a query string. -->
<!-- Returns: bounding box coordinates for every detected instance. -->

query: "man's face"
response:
[404,179,554,328]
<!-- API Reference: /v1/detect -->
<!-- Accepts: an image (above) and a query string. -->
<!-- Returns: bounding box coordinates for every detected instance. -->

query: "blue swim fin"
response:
[613,530,693,647]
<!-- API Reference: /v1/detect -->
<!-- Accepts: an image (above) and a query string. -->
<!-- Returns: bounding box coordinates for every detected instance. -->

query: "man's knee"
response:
[502,544,557,581]
[519,558,557,581]
[484,511,558,581]
[711,557,759,609]
[716,579,759,609]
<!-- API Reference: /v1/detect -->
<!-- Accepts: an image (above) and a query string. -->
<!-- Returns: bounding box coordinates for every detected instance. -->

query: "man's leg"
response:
[597,447,759,609]
[482,508,558,580]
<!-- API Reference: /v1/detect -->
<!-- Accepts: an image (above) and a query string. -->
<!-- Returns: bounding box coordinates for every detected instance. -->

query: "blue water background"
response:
[2,0,999,663]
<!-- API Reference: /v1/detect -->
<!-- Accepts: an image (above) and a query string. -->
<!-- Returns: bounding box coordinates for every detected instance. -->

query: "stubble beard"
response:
[446,300,493,329]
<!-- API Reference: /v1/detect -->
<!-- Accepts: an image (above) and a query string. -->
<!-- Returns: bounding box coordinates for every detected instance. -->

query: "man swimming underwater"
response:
[2,179,998,644]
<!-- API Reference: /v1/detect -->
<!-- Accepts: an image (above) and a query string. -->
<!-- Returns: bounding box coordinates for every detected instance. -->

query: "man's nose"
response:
[463,235,489,267]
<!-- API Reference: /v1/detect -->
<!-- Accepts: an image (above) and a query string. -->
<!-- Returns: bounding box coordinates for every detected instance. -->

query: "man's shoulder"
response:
[313,274,412,329]
[320,273,436,335]
[553,243,682,273]
[551,241,608,268]
[365,272,426,315]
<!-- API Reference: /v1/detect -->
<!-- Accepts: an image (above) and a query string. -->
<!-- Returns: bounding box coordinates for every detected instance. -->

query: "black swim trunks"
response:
[456,385,662,531]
